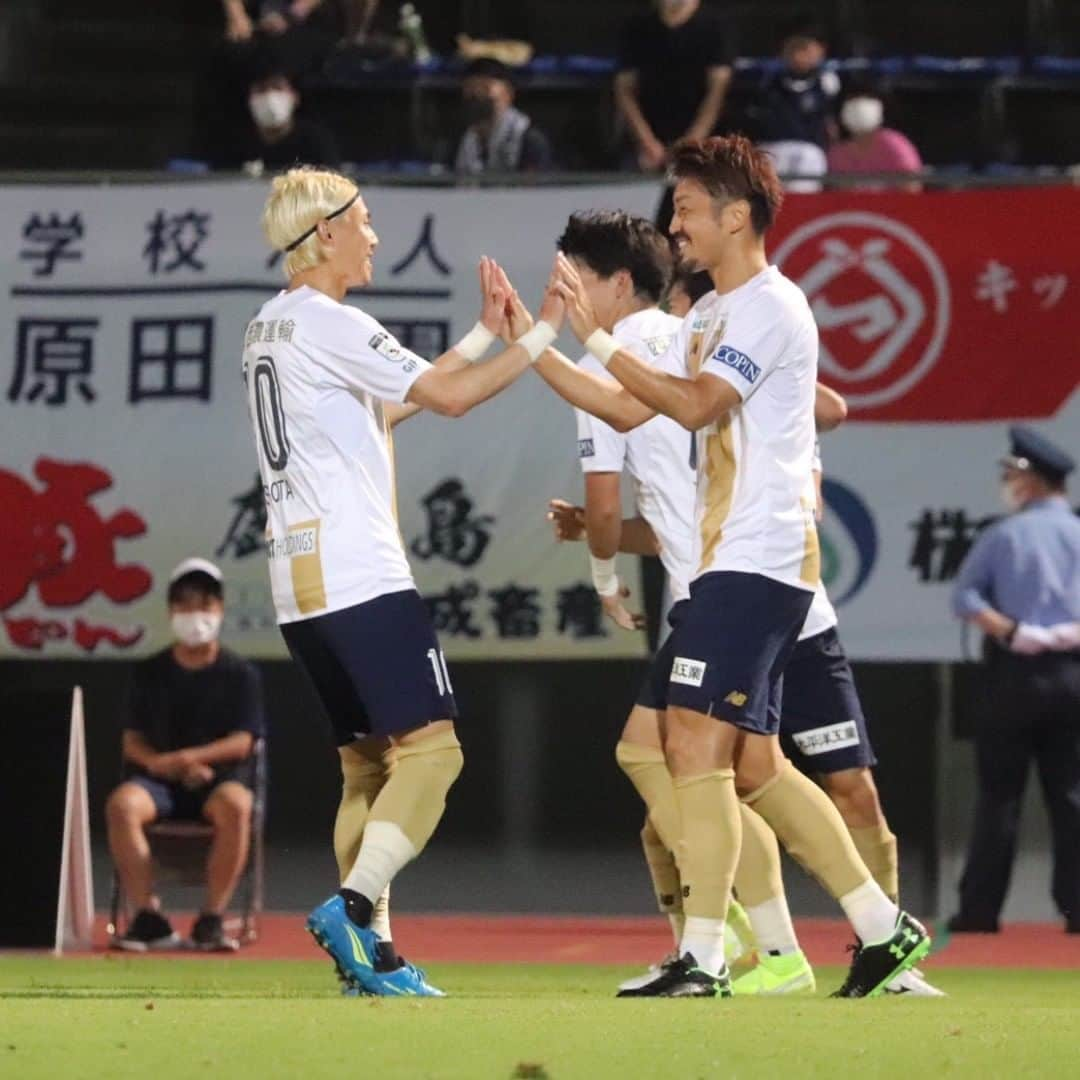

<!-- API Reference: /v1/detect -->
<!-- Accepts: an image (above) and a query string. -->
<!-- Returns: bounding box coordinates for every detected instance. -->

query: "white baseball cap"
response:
[169,557,224,585]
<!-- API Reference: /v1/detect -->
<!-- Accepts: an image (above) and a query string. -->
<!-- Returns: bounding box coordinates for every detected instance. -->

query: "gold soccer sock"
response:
[743,760,869,901]
[614,741,681,850]
[745,762,899,943]
[615,740,686,942]
[333,740,388,881]
[673,769,741,975]
[734,804,799,955]
[849,822,900,904]
[640,816,684,946]
[342,727,464,907]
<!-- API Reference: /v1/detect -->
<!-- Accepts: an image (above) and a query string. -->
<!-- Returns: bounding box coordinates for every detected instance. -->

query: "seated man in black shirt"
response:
[223,68,340,173]
[453,58,553,174]
[107,559,266,952]
[616,0,732,173]
[751,20,840,190]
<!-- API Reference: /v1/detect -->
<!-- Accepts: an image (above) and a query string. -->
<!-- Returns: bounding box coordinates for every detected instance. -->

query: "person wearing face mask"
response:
[225,70,339,173]
[950,427,1080,935]
[751,21,840,193]
[453,58,553,174]
[828,90,922,191]
[106,558,266,953]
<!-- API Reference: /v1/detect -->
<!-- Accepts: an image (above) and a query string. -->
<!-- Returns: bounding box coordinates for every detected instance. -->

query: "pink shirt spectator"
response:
[827,128,922,182]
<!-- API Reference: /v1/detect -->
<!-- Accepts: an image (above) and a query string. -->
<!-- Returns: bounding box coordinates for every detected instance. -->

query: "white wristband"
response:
[584,328,620,367]
[515,320,557,363]
[453,321,496,363]
[589,553,619,597]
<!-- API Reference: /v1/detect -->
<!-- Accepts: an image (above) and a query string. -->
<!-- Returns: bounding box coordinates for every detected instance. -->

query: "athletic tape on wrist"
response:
[515,320,557,363]
[589,553,619,597]
[453,321,495,363]
[584,328,620,367]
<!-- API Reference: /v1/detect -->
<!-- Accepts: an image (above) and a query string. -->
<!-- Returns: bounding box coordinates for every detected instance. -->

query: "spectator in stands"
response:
[106,559,266,953]
[752,20,840,191]
[828,88,923,191]
[453,58,553,174]
[216,67,340,172]
[615,0,732,174]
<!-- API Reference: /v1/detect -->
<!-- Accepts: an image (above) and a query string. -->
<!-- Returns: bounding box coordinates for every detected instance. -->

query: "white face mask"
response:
[841,97,884,136]
[249,90,296,130]
[171,611,222,648]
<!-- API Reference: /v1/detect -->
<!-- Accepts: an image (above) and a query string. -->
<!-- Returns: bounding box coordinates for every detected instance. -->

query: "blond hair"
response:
[261,167,358,278]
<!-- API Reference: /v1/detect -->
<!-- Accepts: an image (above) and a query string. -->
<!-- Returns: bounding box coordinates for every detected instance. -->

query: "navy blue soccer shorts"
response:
[660,571,814,734]
[779,627,877,774]
[280,588,458,746]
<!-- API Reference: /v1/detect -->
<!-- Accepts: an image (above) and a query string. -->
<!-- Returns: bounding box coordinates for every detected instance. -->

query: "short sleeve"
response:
[575,354,627,473]
[307,304,432,404]
[576,408,627,474]
[125,661,153,736]
[886,130,923,172]
[700,300,789,401]
[231,661,267,739]
[616,16,646,73]
[702,13,732,67]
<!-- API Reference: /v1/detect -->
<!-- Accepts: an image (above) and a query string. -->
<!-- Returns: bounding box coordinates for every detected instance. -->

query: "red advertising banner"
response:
[768,188,1080,421]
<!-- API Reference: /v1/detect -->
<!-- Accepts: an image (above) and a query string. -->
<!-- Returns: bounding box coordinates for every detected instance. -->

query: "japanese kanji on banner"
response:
[2,182,1077,662]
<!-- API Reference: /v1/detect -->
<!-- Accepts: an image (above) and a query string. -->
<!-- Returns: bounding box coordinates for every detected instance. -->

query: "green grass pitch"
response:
[2,957,1078,1078]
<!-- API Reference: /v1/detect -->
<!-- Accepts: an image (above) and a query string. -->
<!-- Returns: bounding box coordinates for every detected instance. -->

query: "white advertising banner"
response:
[2,180,1076,661]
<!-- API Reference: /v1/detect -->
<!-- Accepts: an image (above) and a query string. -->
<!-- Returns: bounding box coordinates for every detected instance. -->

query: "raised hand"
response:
[551,253,599,343]
[602,583,646,632]
[547,499,586,542]
[479,255,510,336]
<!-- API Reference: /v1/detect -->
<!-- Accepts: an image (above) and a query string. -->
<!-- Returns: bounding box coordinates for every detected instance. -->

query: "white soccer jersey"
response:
[575,308,695,602]
[800,438,839,639]
[666,265,821,593]
[242,286,432,623]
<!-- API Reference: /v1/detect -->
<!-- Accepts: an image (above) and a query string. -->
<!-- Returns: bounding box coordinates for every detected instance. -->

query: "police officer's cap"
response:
[1001,426,1075,486]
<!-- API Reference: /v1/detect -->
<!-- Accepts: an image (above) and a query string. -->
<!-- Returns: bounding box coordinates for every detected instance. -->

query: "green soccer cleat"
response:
[831,912,932,999]
[725,899,756,966]
[732,949,816,995]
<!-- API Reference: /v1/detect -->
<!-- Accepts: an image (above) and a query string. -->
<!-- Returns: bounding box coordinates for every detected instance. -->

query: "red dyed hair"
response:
[670,134,785,235]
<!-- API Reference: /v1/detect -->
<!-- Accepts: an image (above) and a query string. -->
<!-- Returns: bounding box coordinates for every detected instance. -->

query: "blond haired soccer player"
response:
[247,167,561,996]
[539,136,930,997]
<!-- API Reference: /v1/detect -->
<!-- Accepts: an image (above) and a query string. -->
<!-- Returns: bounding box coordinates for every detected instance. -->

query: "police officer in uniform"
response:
[948,427,1080,933]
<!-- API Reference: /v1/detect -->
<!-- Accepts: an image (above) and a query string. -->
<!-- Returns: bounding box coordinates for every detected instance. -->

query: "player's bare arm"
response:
[548,499,660,555]
[815,382,848,431]
[406,257,562,418]
[385,257,506,427]
[499,284,655,433]
[553,253,740,431]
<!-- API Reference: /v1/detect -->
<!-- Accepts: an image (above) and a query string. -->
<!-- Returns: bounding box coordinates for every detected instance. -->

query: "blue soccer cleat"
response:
[369,959,446,997]
[306,894,381,995]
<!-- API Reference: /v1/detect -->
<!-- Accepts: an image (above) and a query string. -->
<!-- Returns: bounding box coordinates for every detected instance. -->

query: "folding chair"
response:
[108,738,268,946]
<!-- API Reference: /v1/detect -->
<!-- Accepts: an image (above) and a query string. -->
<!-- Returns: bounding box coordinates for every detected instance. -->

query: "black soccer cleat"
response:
[616,954,680,997]
[642,953,733,998]
[831,911,932,998]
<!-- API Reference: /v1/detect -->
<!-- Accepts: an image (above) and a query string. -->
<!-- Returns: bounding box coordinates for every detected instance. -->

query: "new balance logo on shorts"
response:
[671,657,706,687]
[712,345,761,385]
[791,721,860,756]
[577,438,595,458]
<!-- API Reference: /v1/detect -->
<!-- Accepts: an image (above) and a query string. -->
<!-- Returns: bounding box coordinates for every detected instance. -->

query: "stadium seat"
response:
[107,739,268,947]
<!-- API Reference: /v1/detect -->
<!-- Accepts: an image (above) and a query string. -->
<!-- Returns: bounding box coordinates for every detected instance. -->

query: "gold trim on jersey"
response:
[288,518,327,614]
[698,415,736,572]
[799,498,822,586]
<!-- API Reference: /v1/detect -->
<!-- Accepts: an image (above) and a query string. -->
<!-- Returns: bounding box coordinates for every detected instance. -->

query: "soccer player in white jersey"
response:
[247,167,562,997]
[544,135,930,997]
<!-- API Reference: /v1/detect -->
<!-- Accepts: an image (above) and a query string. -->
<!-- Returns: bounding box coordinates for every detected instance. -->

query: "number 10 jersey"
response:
[242,285,432,624]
